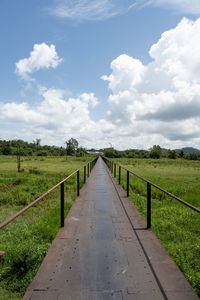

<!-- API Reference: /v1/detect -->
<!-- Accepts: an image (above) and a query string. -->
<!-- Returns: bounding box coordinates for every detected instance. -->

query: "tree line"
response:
[103,145,200,160]
[0,138,87,157]
[0,139,199,160]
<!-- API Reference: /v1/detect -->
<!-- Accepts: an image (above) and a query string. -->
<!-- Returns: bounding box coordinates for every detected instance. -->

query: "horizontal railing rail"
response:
[0,156,98,230]
[102,156,200,229]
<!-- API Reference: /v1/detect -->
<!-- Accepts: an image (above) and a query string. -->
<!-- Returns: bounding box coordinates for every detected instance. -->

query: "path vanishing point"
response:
[23,157,198,300]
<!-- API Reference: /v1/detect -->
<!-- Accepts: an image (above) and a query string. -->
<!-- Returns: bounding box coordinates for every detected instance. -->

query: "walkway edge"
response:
[22,166,96,300]
[106,166,199,300]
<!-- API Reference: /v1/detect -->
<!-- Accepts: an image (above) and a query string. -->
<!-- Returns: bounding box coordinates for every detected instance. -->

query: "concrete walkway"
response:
[23,157,198,300]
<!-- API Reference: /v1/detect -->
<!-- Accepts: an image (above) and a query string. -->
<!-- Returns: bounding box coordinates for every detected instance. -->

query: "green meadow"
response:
[113,158,200,296]
[0,155,92,300]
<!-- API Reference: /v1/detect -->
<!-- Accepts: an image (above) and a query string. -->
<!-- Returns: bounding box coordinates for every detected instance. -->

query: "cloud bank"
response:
[101,17,200,148]
[1,17,200,149]
[0,87,99,146]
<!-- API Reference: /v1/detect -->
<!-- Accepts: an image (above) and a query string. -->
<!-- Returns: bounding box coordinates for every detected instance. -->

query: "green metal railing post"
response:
[147,182,151,229]
[84,166,86,184]
[60,182,65,227]
[127,170,129,197]
[114,163,116,177]
[119,166,121,185]
[77,170,80,196]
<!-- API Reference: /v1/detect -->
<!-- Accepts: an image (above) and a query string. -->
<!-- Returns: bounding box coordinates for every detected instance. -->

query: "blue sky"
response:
[1,1,200,149]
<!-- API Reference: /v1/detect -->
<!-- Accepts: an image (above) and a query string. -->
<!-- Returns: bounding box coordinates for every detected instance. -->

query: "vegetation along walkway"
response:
[23,157,198,300]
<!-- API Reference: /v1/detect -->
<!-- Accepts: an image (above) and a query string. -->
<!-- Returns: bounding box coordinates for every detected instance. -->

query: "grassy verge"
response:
[0,155,92,300]
[113,158,200,296]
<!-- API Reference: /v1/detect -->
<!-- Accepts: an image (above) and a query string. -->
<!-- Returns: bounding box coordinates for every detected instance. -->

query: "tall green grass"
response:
[0,155,92,300]
[115,158,200,207]
[113,158,200,296]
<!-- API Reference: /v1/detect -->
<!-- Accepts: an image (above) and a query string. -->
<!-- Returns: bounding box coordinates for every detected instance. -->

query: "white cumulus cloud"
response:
[15,43,63,80]
[0,87,100,147]
[101,54,146,93]
[101,17,200,149]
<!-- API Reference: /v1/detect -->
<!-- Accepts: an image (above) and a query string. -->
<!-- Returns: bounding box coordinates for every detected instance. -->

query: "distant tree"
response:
[16,142,21,172]
[59,147,67,156]
[65,138,79,155]
[167,149,177,159]
[76,147,87,157]
[1,144,12,155]
[35,138,41,146]
[186,153,199,160]
[179,150,184,158]
[139,150,149,158]
[88,148,96,152]
[37,150,48,156]
[104,147,119,158]
[149,145,162,159]
[0,139,66,156]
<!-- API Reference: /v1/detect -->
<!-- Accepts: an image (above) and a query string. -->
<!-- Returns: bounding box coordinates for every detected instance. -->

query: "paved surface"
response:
[23,157,198,300]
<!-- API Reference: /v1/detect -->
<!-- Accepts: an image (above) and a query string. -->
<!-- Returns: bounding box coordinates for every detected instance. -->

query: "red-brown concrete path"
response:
[23,157,198,300]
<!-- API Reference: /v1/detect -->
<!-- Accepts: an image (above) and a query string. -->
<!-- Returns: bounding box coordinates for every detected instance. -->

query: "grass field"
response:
[0,156,200,298]
[113,158,200,296]
[0,155,93,300]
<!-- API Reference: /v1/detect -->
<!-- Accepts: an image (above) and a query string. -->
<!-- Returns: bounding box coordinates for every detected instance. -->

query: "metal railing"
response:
[0,157,98,230]
[102,157,200,229]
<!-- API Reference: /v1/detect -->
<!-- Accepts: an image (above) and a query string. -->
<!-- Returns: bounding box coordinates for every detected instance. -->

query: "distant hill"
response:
[181,147,200,153]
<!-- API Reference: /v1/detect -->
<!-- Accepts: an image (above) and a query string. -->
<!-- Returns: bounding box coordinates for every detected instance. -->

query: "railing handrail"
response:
[0,157,98,230]
[103,157,200,214]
